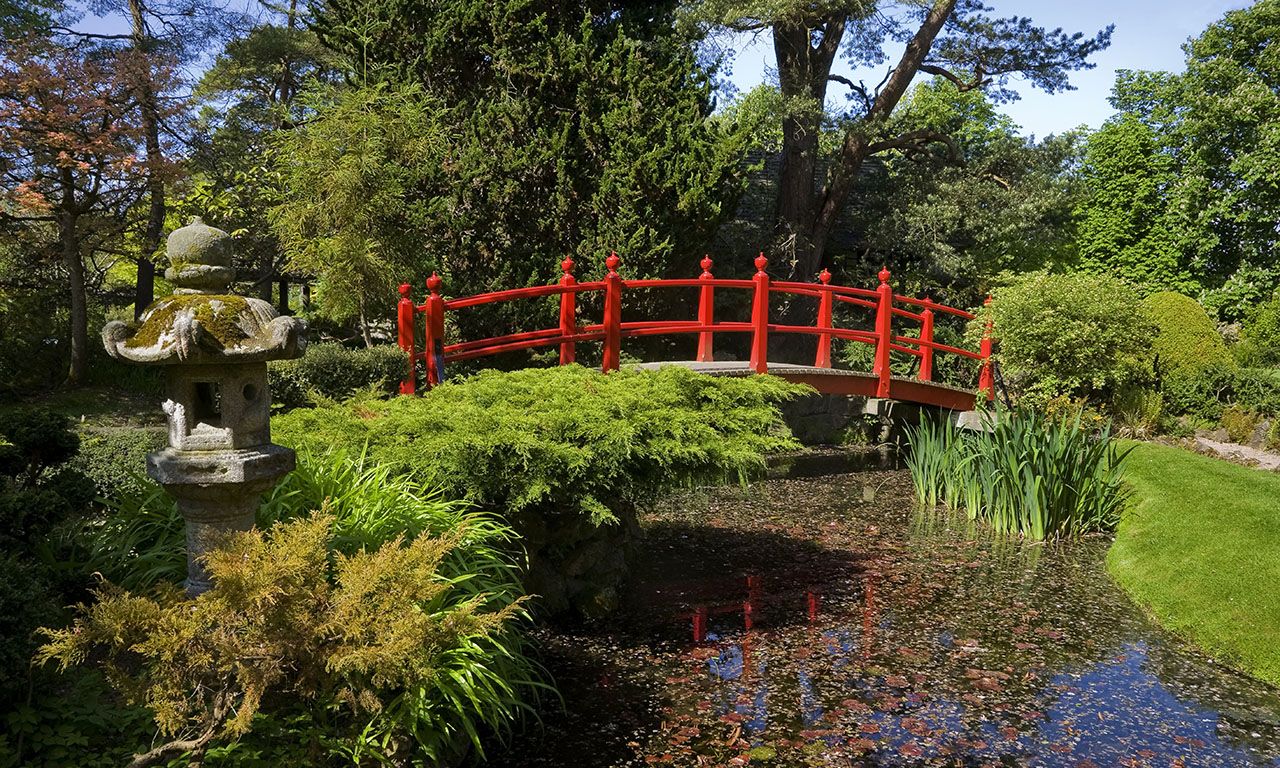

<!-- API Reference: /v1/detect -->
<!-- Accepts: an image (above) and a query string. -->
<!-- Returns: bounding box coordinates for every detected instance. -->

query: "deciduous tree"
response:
[0,39,175,383]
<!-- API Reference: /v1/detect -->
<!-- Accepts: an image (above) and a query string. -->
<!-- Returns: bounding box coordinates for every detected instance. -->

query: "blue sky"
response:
[722,0,1252,138]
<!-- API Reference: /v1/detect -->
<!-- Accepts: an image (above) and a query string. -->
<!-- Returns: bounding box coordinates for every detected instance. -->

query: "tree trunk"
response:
[771,16,844,281]
[62,213,88,386]
[358,303,373,348]
[130,0,164,319]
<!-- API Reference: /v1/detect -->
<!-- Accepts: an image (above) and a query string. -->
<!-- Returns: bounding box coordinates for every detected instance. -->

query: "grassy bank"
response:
[1109,441,1280,685]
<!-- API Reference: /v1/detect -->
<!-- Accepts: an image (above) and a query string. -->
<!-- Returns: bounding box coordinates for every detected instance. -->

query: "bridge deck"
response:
[629,361,977,412]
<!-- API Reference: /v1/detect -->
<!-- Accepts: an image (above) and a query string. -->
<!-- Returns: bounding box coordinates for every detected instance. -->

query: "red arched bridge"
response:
[396,254,994,412]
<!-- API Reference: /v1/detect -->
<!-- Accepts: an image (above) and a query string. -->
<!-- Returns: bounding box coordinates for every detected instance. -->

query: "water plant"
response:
[906,407,1132,539]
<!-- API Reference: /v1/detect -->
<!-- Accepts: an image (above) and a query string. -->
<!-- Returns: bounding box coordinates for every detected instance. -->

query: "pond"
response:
[496,460,1280,767]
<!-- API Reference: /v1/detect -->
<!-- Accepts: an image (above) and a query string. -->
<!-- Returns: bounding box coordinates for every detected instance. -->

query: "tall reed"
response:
[906,407,1132,539]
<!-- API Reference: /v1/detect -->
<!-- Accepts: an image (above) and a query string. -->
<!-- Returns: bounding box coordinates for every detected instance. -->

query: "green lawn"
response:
[1109,441,1280,685]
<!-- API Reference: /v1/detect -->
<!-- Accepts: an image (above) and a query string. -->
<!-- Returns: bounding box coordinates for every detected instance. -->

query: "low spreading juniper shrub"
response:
[272,365,806,527]
[272,366,805,615]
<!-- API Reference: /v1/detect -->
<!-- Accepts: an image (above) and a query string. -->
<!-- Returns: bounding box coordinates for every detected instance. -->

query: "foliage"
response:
[684,0,1110,280]
[0,35,180,383]
[0,552,58,703]
[1098,2,1280,320]
[906,408,1131,540]
[274,366,804,614]
[1236,292,1280,367]
[0,408,95,549]
[41,510,530,767]
[270,81,443,340]
[1139,292,1238,421]
[268,343,407,410]
[79,448,541,763]
[1109,441,1280,685]
[72,424,166,499]
[306,0,751,340]
[986,272,1154,407]
[273,366,805,527]
[1220,405,1261,445]
[846,80,1085,291]
[1075,114,1197,294]
[1143,291,1233,381]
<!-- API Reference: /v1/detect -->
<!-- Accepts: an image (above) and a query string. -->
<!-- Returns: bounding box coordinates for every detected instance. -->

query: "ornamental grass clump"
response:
[906,408,1131,540]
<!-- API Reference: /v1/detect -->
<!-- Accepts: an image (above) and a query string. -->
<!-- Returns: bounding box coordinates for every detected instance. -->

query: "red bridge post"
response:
[602,252,622,372]
[749,253,769,374]
[558,258,576,365]
[919,296,935,382]
[815,268,833,368]
[425,273,445,387]
[873,267,893,398]
[397,283,416,395]
[978,294,994,400]
[696,256,714,362]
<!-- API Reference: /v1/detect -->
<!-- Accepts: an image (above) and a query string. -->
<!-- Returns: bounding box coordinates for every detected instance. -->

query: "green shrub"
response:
[273,366,805,526]
[268,343,407,409]
[986,272,1154,408]
[72,425,166,499]
[1236,293,1280,367]
[1220,405,1261,444]
[68,451,540,764]
[1144,291,1234,381]
[1267,420,1280,451]
[274,365,805,614]
[0,553,58,701]
[41,512,533,767]
[1111,384,1163,438]
[906,407,1132,539]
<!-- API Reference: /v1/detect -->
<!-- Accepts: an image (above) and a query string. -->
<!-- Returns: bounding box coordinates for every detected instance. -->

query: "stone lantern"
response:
[102,218,306,595]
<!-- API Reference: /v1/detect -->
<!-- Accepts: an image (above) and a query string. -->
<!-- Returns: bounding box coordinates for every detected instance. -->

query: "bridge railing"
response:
[397,253,994,399]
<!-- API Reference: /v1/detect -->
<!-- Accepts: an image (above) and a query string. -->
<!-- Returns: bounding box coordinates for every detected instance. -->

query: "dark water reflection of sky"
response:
[498,465,1280,767]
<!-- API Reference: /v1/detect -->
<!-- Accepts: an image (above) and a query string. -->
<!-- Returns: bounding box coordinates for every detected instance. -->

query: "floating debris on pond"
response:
[495,461,1280,767]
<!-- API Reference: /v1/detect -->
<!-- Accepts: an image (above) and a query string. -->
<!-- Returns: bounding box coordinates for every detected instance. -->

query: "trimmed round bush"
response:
[1143,291,1233,380]
[1143,292,1235,418]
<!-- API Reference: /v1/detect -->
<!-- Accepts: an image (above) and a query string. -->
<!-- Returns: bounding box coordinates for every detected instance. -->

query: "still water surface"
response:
[499,461,1280,767]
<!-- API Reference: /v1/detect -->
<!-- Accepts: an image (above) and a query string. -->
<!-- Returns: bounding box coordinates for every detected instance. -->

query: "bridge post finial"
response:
[878,266,891,285]
[697,255,715,362]
[427,272,443,295]
[749,253,769,373]
[397,283,416,395]
[559,258,577,365]
[602,252,622,372]
[818,268,831,285]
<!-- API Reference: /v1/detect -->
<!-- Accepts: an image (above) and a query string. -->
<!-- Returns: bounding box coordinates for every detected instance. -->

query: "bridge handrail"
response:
[396,254,995,400]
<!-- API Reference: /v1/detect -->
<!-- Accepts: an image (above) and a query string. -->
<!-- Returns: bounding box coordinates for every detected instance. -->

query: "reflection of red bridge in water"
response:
[397,254,994,412]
